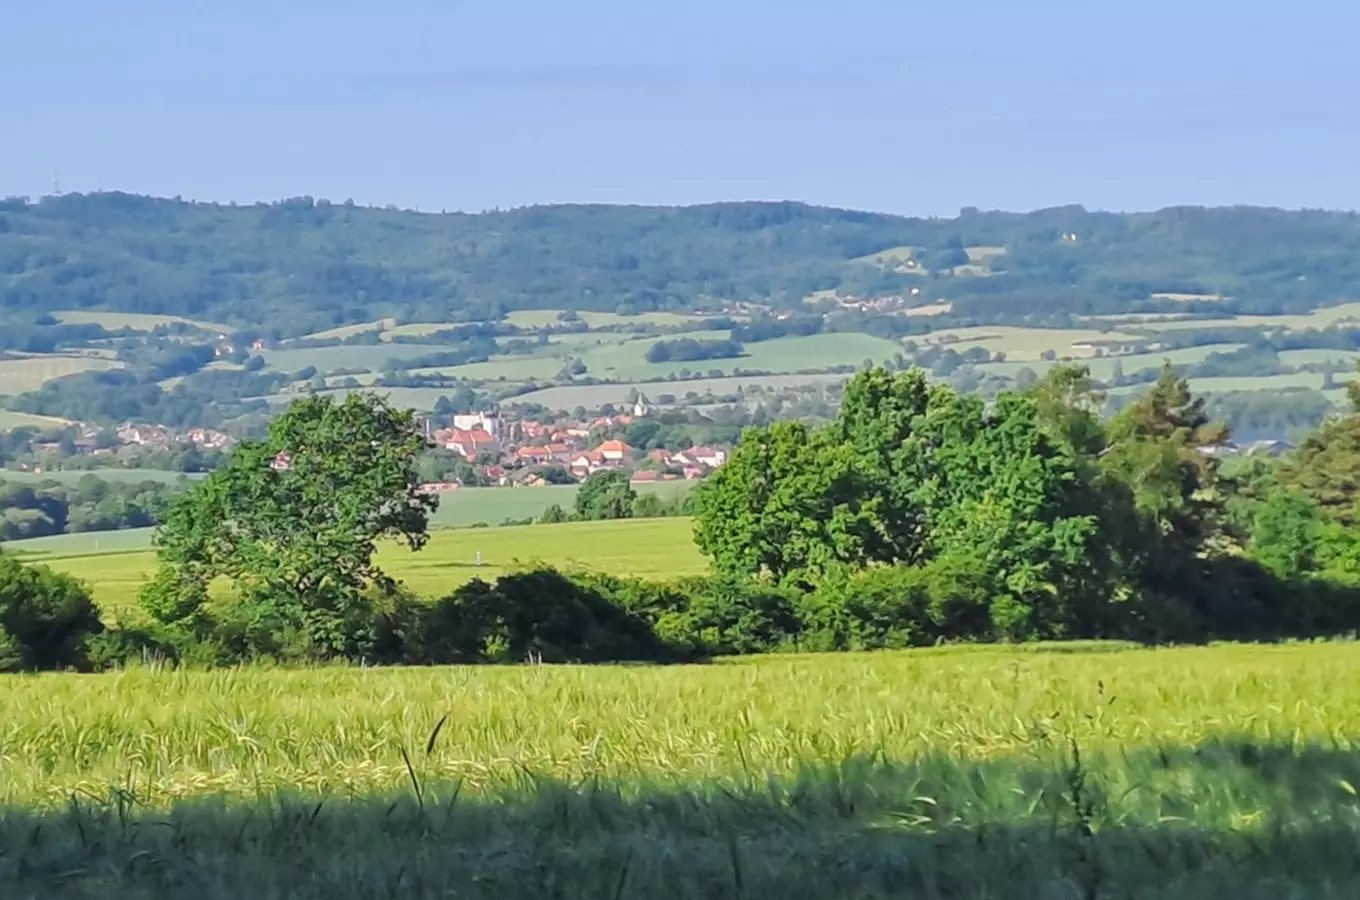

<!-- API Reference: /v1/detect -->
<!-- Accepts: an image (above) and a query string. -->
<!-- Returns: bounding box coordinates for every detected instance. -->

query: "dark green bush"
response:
[0,554,104,671]
[84,626,180,670]
[660,575,803,655]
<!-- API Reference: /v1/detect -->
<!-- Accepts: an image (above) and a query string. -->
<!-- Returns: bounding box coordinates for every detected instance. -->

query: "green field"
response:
[1141,301,1360,332]
[2,641,1358,897]
[0,354,124,393]
[411,355,571,382]
[260,343,444,375]
[503,309,710,328]
[1110,371,1358,397]
[262,385,473,409]
[1276,348,1360,367]
[53,310,231,333]
[918,326,1143,361]
[505,373,851,409]
[0,467,200,486]
[978,344,1246,380]
[295,318,396,341]
[33,516,702,616]
[0,410,70,430]
[569,332,901,381]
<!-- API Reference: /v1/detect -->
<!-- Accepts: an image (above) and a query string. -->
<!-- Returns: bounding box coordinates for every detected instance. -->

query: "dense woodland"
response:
[5,194,1360,333]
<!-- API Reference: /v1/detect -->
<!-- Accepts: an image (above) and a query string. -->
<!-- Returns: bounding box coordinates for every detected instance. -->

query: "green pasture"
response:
[0,410,71,430]
[294,319,395,342]
[34,516,703,616]
[503,309,709,329]
[0,355,123,394]
[977,344,1245,380]
[260,343,443,375]
[1142,301,1360,332]
[1111,371,1357,397]
[0,467,200,486]
[917,326,1142,361]
[504,373,851,409]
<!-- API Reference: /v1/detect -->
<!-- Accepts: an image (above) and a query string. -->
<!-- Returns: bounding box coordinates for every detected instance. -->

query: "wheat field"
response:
[2,643,1359,897]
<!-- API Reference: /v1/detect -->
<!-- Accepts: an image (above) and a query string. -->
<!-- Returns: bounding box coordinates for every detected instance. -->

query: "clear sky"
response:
[4,0,1353,216]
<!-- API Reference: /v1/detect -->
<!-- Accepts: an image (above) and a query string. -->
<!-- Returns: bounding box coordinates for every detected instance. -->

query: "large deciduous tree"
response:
[141,393,436,657]
[695,367,1107,635]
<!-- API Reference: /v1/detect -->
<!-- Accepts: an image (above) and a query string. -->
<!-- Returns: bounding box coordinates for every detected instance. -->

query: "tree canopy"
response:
[142,392,435,656]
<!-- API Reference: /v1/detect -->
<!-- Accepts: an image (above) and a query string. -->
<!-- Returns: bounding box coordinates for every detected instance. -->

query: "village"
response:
[1,393,732,489]
[416,401,728,493]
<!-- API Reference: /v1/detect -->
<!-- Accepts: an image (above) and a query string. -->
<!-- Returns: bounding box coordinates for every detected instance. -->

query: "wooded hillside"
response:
[4,193,1359,333]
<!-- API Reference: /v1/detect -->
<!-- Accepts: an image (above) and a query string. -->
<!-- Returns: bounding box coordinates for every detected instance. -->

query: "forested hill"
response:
[3,192,1360,335]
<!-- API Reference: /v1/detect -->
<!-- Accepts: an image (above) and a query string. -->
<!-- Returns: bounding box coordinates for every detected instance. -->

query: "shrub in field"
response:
[659,575,803,655]
[573,470,635,521]
[376,568,673,665]
[801,554,994,650]
[0,554,103,671]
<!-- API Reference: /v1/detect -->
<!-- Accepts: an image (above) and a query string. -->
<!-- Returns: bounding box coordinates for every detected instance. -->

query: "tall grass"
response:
[2,644,1360,897]
[0,643,1355,806]
[3,644,1360,897]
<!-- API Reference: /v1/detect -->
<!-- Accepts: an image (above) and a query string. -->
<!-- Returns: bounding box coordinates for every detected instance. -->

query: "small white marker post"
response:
[475,551,483,567]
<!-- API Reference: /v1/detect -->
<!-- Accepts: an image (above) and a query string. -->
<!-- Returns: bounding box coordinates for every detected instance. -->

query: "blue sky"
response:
[3,0,1352,215]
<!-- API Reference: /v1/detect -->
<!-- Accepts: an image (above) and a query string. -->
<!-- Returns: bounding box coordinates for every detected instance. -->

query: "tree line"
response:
[0,476,179,541]
[8,373,1360,672]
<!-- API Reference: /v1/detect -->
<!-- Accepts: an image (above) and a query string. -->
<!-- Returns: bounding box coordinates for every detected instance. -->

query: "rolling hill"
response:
[4,194,1360,336]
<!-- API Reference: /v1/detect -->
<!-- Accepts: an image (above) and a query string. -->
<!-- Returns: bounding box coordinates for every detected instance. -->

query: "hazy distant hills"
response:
[3,192,1360,334]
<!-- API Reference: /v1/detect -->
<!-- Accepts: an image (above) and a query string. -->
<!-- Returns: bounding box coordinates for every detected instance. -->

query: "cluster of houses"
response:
[116,423,233,450]
[1196,439,1294,458]
[421,409,729,489]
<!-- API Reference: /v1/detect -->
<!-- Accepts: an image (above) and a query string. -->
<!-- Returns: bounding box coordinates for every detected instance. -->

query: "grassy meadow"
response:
[30,517,705,616]
[0,355,123,393]
[506,373,851,409]
[0,409,71,429]
[2,642,1359,897]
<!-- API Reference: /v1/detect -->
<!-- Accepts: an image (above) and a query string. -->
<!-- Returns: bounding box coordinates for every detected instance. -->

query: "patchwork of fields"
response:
[8,299,1360,419]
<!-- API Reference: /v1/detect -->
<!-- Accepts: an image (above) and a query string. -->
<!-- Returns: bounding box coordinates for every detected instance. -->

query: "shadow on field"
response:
[5,739,1360,899]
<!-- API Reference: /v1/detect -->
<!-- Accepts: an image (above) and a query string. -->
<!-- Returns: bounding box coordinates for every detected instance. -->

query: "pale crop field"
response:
[294,318,396,341]
[0,355,124,393]
[1276,348,1360,367]
[0,409,71,429]
[1143,301,1360,332]
[916,326,1143,361]
[260,343,446,375]
[1110,371,1356,397]
[410,355,571,382]
[503,309,709,328]
[2,644,1359,897]
[505,373,852,409]
[977,344,1245,380]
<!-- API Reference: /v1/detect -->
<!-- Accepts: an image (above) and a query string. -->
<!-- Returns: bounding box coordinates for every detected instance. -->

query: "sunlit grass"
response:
[41,518,707,616]
[1,642,1355,807]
